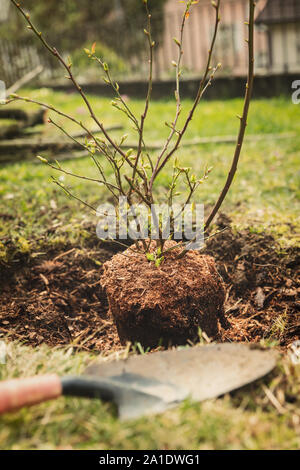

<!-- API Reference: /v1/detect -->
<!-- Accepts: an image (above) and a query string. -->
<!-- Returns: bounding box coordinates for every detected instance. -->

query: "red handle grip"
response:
[0,375,62,414]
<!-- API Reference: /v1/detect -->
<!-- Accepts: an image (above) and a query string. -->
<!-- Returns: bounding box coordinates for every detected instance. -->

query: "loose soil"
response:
[0,216,299,352]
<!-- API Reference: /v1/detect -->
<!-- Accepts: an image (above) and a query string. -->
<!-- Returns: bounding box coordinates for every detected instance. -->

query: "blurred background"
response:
[1,0,300,87]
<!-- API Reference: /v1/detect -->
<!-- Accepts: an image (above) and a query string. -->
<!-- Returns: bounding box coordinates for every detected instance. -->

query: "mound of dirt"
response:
[0,248,121,353]
[101,240,227,348]
[0,217,299,351]
[206,218,299,345]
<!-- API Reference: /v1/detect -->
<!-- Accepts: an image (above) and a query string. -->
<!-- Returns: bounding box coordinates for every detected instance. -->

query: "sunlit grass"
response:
[1,91,299,262]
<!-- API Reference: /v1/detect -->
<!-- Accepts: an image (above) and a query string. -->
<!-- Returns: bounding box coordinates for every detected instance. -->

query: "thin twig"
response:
[51,177,98,213]
[149,4,188,191]
[130,1,154,197]
[10,0,146,183]
[45,160,120,193]
[149,0,221,189]
[205,0,255,229]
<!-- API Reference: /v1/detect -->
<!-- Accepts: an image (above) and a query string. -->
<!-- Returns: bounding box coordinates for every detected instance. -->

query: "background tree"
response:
[1,0,166,59]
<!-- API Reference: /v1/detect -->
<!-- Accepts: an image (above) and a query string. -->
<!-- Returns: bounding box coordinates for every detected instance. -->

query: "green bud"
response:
[125,149,134,157]
[120,134,128,143]
[36,155,48,164]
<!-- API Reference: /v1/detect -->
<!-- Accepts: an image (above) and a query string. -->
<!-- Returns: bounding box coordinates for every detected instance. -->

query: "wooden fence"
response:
[0,38,54,88]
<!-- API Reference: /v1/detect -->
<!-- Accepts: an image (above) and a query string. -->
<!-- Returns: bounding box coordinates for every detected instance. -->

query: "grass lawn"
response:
[0,90,299,449]
[0,90,299,263]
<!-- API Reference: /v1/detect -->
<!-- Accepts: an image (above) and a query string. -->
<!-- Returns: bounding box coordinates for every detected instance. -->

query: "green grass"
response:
[0,341,299,450]
[0,90,299,263]
[0,91,299,449]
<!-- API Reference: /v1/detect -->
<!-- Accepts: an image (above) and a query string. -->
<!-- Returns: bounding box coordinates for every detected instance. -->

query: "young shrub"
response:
[5,0,255,347]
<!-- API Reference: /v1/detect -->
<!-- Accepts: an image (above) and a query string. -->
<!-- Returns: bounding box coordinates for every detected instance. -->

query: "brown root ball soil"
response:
[101,241,227,348]
[0,216,299,352]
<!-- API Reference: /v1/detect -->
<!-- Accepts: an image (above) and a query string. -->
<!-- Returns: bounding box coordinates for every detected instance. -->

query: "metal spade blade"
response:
[85,343,277,419]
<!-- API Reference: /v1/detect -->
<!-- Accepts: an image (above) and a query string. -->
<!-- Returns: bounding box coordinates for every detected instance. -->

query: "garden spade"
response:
[0,343,276,420]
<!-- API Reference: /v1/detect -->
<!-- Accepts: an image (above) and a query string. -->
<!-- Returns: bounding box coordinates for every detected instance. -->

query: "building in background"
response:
[154,0,300,77]
[256,0,300,73]
[0,0,10,24]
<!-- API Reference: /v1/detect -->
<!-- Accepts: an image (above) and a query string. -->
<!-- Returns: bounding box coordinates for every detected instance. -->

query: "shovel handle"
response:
[0,375,62,414]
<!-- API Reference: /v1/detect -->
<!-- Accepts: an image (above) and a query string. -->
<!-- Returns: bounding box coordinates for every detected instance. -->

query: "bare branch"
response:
[51,177,98,214]
[9,0,147,183]
[130,0,155,197]
[43,159,120,195]
[204,0,255,230]
[149,0,221,188]
[149,3,189,191]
